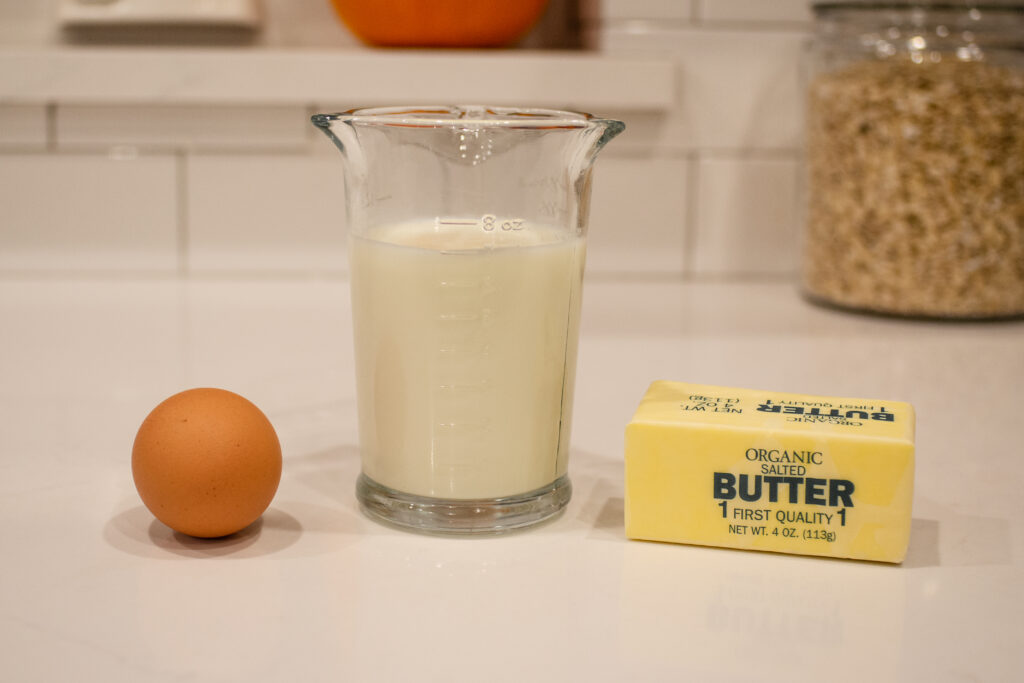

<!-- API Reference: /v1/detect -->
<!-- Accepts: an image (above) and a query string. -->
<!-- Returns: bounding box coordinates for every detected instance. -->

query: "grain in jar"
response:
[802,2,1024,318]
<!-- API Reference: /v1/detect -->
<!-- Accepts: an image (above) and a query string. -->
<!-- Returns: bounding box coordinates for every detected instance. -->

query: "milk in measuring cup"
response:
[349,220,586,499]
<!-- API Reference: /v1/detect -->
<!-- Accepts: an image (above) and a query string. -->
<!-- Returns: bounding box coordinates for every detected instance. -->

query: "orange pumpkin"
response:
[329,0,551,48]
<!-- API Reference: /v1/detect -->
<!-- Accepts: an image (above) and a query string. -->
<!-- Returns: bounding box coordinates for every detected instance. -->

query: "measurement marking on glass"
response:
[435,420,490,432]
[437,344,491,357]
[436,216,527,231]
[437,311,480,321]
[438,381,491,391]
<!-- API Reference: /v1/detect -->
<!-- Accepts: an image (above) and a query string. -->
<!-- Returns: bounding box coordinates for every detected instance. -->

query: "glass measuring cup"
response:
[312,106,624,534]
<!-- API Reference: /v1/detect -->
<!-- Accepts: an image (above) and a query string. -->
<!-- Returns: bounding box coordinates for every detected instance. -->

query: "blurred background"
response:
[0,0,810,280]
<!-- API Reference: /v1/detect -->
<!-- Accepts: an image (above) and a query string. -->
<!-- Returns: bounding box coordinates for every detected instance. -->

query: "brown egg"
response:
[132,388,282,538]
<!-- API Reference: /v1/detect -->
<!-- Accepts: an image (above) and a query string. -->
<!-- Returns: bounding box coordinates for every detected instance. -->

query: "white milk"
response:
[349,220,586,499]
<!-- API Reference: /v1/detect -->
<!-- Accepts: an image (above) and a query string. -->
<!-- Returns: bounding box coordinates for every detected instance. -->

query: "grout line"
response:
[793,150,808,268]
[691,0,705,23]
[682,150,700,276]
[595,17,811,33]
[696,20,812,32]
[175,150,188,277]
[605,147,803,161]
[52,142,311,156]
[46,103,57,151]
[0,269,794,285]
[688,147,804,161]
[681,271,797,284]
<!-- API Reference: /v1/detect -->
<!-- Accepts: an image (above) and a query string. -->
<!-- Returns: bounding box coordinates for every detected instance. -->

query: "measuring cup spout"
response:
[312,112,368,182]
[311,106,624,237]
[567,115,625,206]
[579,116,626,165]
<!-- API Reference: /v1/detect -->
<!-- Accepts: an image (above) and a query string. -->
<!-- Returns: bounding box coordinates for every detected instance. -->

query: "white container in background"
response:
[57,0,262,28]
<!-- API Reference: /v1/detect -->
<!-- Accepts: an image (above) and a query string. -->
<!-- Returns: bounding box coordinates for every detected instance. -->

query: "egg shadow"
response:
[104,505,304,559]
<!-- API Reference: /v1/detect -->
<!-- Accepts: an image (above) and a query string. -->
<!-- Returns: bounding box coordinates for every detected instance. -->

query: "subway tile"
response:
[57,105,309,151]
[0,104,47,148]
[258,0,360,48]
[587,155,688,276]
[696,0,813,24]
[188,151,684,277]
[0,152,178,272]
[581,0,695,21]
[598,26,808,151]
[186,153,347,273]
[692,155,800,275]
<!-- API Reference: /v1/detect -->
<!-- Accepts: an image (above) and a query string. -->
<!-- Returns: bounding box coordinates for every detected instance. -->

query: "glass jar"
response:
[801,2,1024,319]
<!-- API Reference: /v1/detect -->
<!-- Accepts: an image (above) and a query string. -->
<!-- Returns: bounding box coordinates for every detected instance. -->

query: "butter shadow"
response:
[555,447,627,539]
[902,514,1012,569]
[901,518,941,568]
[575,483,625,540]
[589,497,625,538]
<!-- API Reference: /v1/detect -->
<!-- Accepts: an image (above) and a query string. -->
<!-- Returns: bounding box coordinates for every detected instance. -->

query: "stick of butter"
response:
[625,381,915,563]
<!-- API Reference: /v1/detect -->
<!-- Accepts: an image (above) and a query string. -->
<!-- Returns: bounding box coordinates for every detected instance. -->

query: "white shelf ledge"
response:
[0,47,674,110]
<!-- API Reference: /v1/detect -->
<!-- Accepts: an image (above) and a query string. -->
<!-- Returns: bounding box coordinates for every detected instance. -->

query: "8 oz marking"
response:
[480,215,525,231]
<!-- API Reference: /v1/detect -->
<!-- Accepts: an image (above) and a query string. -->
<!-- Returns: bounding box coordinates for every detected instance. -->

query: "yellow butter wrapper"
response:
[625,381,915,563]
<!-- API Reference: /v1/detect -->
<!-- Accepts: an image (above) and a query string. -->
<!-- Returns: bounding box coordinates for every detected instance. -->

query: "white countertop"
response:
[2,276,1022,682]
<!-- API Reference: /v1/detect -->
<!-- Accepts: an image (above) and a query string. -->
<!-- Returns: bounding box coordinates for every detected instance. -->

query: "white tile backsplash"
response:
[588,155,689,275]
[692,154,800,275]
[186,153,347,274]
[581,0,695,21]
[0,153,178,272]
[0,104,48,148]
[696,0,813,24]
[57,105,310,151]
[1,9,812,279]
[598,26,808,151]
